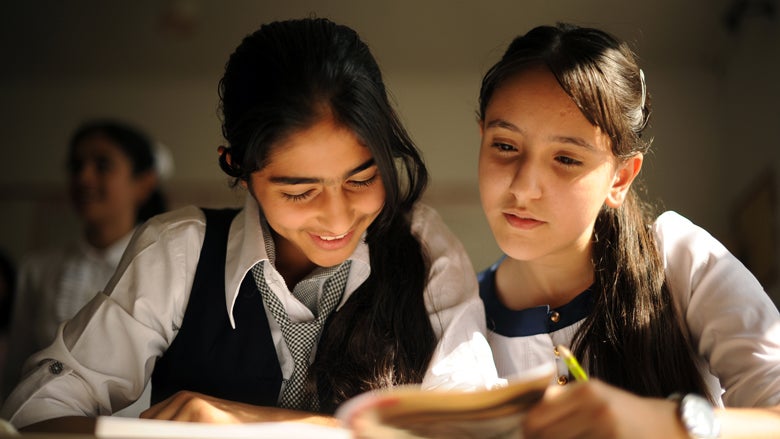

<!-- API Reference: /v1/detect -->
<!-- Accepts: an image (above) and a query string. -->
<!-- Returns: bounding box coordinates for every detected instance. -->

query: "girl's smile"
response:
[309,230,354,250]
[245,114,385,281]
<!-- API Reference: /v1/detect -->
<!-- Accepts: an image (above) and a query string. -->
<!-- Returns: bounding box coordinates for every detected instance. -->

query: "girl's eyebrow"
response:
[269,158,376,185]
[486,118,524,134]
[486,118,596,151]
[549,135,596,151]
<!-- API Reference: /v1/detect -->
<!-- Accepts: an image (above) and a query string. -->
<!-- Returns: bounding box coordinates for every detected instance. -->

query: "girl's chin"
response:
[304,244,356,267]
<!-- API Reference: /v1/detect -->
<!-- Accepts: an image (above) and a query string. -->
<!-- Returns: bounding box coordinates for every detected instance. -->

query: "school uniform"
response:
[479,211,780,407]
[3,230,151,417]
[1,195,499,428]
[5,232,132,390]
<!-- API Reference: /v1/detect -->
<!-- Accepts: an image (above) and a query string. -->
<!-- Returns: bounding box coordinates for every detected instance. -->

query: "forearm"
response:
[236,406,340,427]
[718,406,780,439]
[141,390,341,426]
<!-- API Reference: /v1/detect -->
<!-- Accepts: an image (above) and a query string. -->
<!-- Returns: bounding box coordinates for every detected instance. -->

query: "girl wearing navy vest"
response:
[2,18,498,432]
[476,23,780,438]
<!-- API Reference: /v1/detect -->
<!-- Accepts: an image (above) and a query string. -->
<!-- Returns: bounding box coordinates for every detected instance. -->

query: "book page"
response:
[336,364,554,439]
[94,416,350,439]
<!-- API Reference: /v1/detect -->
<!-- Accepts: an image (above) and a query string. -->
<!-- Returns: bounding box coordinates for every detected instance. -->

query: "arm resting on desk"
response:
[17,392,339,434]
[141,391,340,427]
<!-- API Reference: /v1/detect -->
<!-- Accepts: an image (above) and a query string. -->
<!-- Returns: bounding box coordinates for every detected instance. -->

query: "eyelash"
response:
[281,174,378,202]
[491,142,516,153]
[556,156,583,167]
[282,191,313,202]
[492,142,583,167]
[349,174,378,187]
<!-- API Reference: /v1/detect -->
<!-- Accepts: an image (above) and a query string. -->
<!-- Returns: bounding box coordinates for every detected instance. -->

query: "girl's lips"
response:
[503,212,544,230]
[318,231,349,241]
[310,230,354,250]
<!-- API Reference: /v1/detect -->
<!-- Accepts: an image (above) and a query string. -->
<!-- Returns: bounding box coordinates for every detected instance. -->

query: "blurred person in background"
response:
[2,119,169,415]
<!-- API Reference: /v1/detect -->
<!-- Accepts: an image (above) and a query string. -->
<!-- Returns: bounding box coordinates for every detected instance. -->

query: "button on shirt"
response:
[2,230,153,417]
[481,265,594,384]
[1,195,500,428]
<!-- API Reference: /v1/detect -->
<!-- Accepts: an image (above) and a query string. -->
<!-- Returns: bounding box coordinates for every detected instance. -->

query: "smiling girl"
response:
[1,18,496,432]
[476,23,780,438]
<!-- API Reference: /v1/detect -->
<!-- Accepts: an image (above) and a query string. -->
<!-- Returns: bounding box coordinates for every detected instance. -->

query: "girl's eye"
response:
[282,191,313,202]
[348,173,378,188]
[556,156,582,166]
[491,142,516,152]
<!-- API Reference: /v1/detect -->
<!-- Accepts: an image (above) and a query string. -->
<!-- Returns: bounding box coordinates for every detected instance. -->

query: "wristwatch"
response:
[670,393,721,439]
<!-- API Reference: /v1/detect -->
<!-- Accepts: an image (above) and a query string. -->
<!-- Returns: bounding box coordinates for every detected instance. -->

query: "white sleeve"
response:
[411,204,502,391]
[0,207,206,428]
[2,252,51,398]
[655,211,780,407]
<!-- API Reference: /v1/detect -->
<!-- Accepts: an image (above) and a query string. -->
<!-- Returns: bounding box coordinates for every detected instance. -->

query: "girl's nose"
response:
[508,158,542,201]
[318,188,353,232]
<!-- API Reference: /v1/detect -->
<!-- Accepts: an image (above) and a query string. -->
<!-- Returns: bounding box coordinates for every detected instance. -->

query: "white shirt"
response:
[2,231,131,399]
[1,195,499,428]
[4,233,131,389]
[482,211,780,408]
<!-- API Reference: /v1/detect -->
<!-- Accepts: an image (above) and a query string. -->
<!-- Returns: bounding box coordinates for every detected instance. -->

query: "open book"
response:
[334,365,554,439]
[89,365,552,439]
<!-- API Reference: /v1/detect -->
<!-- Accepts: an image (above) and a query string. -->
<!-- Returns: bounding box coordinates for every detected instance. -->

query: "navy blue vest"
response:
[150,208,283,406]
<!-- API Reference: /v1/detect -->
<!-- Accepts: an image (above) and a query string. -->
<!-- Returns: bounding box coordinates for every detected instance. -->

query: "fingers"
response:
[139,391,238,423]
[523,385,581,438]
[523,380,621,439]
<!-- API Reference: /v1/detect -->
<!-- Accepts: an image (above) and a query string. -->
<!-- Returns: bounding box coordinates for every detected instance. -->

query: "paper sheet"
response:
[95,416,350,439]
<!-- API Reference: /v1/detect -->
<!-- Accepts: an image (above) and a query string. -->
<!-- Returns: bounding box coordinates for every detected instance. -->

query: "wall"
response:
[721,18,780,301]
[0,64,753,273]
[0,3,777,303]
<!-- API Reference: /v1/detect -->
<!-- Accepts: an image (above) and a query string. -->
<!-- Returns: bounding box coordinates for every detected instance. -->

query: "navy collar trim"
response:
[478,260,594,337]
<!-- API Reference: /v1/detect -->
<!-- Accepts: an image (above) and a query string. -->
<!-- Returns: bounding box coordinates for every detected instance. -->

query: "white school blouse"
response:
[2,195,499,428]
[4,232,132,394]
[2,230,151,419]
[481,211,780,408]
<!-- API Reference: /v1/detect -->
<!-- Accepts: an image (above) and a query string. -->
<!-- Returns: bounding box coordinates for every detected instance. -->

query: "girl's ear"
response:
[605,154,643,208]
[218,146,248,189]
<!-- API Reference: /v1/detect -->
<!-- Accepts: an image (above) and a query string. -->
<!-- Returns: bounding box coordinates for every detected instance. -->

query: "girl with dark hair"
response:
[68,120,167,226]
[2,119,166,412]
[1,18,496,433]
[476,23,780,438]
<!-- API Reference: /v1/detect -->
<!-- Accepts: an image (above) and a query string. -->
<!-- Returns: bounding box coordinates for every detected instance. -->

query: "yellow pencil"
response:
[556,345,589,382]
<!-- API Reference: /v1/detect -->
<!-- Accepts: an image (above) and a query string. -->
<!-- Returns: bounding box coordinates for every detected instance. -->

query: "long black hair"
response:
[479,23,711,400]
[68,119,167,223]
[218,18,437,412]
